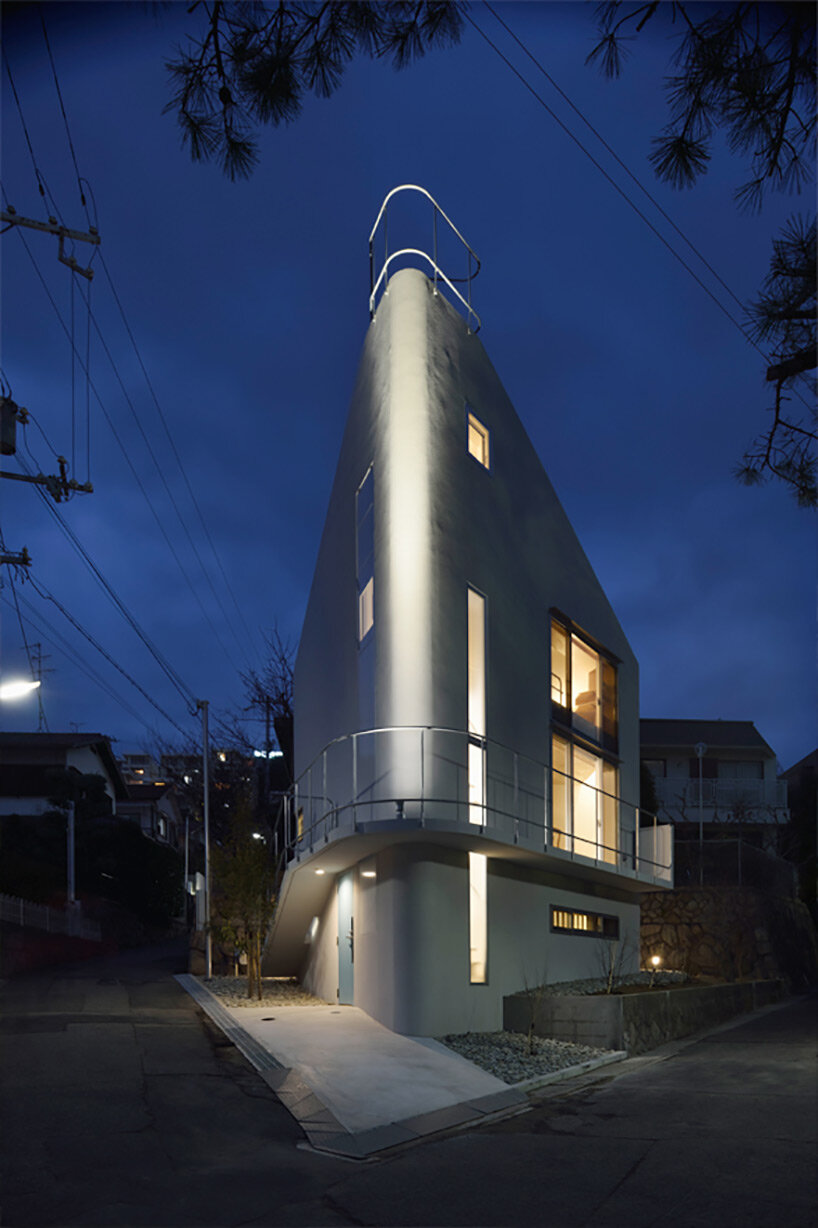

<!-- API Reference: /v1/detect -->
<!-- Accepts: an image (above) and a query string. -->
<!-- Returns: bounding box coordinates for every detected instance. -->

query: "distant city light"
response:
[253,749,284,759]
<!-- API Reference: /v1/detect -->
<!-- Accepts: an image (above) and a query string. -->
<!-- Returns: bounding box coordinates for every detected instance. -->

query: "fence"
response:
[0,891,102,941]
[673,840,797,896]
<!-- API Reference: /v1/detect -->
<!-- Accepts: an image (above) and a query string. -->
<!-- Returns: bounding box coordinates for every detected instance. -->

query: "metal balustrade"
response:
[284,726,673,887]
[653,777,788,813]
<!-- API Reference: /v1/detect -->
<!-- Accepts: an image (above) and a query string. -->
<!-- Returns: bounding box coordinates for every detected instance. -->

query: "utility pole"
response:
[30,643,52,732]
[197,699,212,978]
[695,742,707,888]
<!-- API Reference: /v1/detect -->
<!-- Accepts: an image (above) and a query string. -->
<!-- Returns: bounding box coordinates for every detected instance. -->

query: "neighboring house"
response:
[0,732,128,816]
[641,718,790,850]
[119,752,162,782]
[117,781,184,848]
[262,187,673,1036]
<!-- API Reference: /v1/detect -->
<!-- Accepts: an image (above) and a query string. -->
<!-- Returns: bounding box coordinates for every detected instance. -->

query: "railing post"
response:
[420,728,425,825]
[352,733,358,828]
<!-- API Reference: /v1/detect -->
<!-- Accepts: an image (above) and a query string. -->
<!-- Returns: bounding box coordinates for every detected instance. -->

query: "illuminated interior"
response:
[551,907,619,938]
[468,588,486,824]
[550,621,568,704]
[551,734,570,849]
[551,735,618,863]
[551,618,617,749]
[467,411,490,469]
[469,851,487,982]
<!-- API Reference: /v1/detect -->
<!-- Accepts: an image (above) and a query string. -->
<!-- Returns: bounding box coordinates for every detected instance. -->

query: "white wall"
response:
[298,845,641,1035]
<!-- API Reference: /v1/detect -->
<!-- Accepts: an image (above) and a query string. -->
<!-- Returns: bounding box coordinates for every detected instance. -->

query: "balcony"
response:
[284,726,672,889]
[653,777,788,821]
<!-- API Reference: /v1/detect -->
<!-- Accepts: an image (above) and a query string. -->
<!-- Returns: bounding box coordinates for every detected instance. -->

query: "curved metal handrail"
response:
[369,184,481,331]
[369,184,481,278]
[368,249,482,333]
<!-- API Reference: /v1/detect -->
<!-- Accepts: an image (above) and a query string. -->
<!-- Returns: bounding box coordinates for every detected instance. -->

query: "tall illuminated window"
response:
[551,617,618,752]
[467,410,490,469]
[469,851,487,983]
[468,588,486,825]
[551,736,618,864]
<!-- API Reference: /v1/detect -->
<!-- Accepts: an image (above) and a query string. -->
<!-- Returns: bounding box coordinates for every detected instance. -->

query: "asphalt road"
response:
[1,941,815,1227]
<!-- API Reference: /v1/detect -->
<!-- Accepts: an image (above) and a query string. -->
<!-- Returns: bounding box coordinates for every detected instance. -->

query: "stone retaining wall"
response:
[640,887,818,988]
[503,979,784,1056]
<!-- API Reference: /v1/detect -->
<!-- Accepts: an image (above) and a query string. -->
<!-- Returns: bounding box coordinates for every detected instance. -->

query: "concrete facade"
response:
[265,220,671,1035]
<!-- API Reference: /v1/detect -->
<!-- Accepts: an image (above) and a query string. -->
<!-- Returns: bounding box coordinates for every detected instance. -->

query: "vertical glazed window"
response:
[356,469,374,642]
[469,852,487,983]
[467,411,490,469]
[572,746,600,859]
[571,639,599,740]
[550,620,569,708]
[551,735,570,850]
[601,660,617,750]
[468,588,486,825]
[602,761,618,864]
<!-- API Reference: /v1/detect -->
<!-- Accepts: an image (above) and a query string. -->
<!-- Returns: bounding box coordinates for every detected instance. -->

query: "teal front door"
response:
[337,872,354,1004]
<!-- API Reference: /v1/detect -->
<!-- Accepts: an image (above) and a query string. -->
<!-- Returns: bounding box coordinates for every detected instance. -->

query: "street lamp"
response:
[0,678,41,701]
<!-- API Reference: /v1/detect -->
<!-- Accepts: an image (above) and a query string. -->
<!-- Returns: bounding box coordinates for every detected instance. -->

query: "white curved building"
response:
[263,189,672,1035]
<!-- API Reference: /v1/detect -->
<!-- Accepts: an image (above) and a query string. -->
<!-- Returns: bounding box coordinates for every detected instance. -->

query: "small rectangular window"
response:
[467,411,490,469]
[358,577,374,641]
[550,907,619,939]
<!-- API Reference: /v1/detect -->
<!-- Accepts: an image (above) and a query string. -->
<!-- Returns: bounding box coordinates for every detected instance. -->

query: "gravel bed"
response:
[202,976,329,1008]
[539,970,688,996]
[440,1031,612,1084]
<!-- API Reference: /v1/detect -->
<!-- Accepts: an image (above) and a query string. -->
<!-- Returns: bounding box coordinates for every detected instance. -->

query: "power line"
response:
[482,1,749,316]
[39,10,89,224]
[16,448,198,712]
[98,249,262,665]
[8,216,244,674]
[79,265,251,669]
[3,55,62,220]
[464,7,813,408]
[1,589,171,738]
[26,573,192,738]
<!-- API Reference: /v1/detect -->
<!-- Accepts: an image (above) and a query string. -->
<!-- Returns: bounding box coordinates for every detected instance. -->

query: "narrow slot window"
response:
[358,576,374,641]
[469,852,487,983]
[467,411,490,469]
[356,468,375,642]
[468,588,486,825]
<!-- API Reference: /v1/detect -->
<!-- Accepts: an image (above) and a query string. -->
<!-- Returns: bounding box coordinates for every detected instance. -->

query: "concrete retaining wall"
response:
[503,980,784,1056]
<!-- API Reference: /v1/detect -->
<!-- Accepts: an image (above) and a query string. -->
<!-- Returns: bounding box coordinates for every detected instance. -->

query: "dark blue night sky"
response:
[1,2,814,771]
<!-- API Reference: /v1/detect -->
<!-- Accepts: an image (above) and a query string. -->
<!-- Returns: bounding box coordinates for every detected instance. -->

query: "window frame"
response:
[550,615,619,753]
[550,906,620,940]
[467,408,491,470]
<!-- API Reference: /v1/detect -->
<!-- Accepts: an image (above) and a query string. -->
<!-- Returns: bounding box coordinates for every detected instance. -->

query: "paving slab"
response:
[176,975,529,1155]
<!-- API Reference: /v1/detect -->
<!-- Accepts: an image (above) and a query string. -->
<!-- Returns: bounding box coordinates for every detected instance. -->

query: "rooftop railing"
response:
[284,726,673,887]
[369,185,482,332]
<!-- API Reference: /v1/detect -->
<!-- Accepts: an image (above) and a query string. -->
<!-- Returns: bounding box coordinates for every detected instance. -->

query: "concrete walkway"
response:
[176,974,536,1156]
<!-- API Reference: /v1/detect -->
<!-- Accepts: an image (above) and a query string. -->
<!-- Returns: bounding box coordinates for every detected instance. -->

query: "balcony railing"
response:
[653,777,788,815]
[284,726,672,886]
